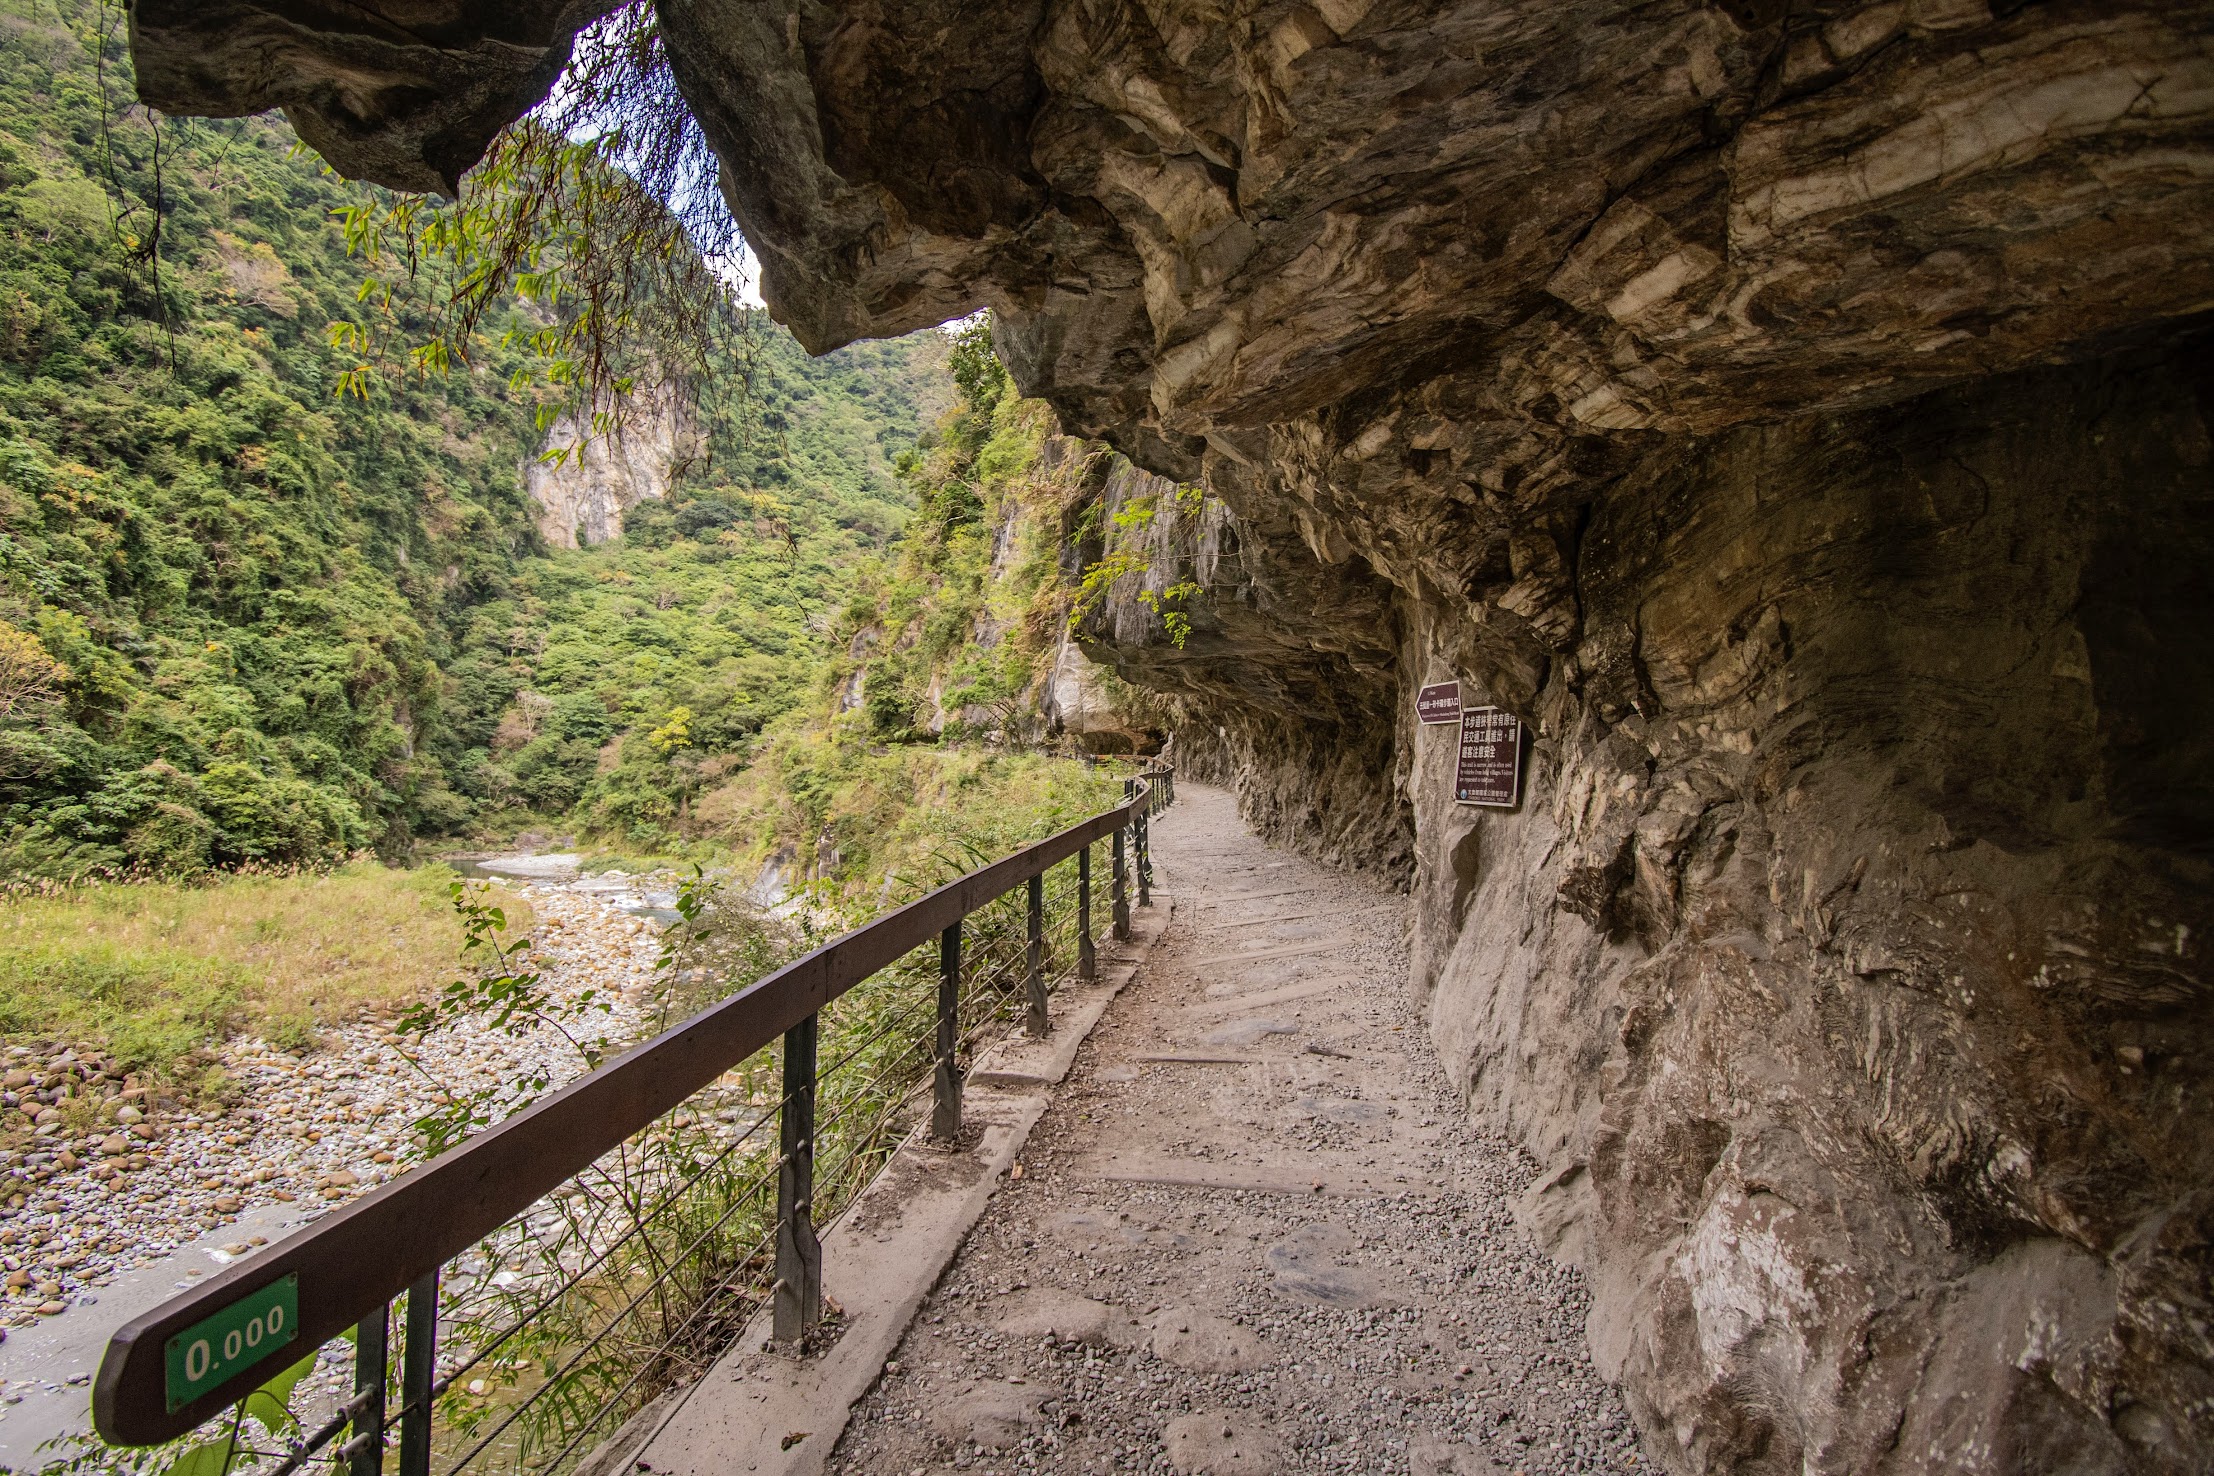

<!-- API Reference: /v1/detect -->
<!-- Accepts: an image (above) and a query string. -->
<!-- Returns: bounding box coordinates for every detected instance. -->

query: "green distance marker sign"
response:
[165,1274,298,1411]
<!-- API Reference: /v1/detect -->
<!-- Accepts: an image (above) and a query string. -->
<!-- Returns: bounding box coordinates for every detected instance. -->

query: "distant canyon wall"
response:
[523,382,696,549]
[135,2,2214,1471]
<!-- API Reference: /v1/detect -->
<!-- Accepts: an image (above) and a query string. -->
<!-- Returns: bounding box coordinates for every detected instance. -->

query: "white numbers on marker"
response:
[191,1308,288,1387]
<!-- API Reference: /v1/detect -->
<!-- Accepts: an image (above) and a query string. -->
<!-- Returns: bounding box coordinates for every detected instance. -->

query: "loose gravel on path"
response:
[827,785,1641,1476]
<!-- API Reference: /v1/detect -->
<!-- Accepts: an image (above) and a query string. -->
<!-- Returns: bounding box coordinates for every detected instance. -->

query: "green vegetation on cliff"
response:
[0,1,951,879]
[0,0,548,877]
[831,321,1094,745]
[411,326,948,847]
[659,321,1149,895]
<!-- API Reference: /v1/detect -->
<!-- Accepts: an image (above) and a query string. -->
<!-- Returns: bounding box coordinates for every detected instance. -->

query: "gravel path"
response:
[0,877,661,1410]
[826,784,1640,1476]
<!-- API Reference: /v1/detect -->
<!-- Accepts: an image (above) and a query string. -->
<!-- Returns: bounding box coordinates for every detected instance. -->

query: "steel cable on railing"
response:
[262,1083,798,1476]
[429,1145,789,1476]
[809,1048,932,1147]
[93,773,1165,1471]
[433,960,971,1473]
[955,924,1026,977]
[458,818,1128,1472]
[954,946,1056,1042]
[803,1039,940,1167]
[809,1022,940,1162]
[263,1404,359,1476]
[421,1080,791,1400]
[809,986,940,1088]
[954,981,1028,1050]
[521,1213,784,1476]
[967,923,1079,1017]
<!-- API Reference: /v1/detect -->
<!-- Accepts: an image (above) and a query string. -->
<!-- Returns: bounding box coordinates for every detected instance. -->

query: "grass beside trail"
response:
[0,864,532,1074]
[696,738,1130,900]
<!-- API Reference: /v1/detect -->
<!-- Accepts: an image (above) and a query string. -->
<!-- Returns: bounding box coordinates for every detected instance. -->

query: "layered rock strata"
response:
[128,0,611,195]
[133,2,2214,1471]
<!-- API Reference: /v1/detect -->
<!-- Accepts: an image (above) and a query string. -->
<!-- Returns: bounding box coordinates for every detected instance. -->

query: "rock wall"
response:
[524,382,696,548]
[1412,341,2214,1473]
[1063,443,1415,873]
[1084,327,2214,1471]
[133,2,2214,1470]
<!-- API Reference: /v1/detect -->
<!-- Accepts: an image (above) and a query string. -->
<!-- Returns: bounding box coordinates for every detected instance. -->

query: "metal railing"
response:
[92,764,1176,1474]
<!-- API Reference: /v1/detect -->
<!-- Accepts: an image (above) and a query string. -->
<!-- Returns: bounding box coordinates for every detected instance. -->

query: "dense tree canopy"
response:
[0,0,947,877]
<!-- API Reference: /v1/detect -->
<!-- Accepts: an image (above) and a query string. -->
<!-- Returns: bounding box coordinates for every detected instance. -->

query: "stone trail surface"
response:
[0,875,665,1466]
[827,785,1638,1476]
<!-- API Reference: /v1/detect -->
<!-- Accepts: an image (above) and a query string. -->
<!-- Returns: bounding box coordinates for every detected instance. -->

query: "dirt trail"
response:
[826,783,1639,1476]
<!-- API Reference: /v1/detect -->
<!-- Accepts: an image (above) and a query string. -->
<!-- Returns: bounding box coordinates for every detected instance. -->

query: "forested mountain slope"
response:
[0,0,944,878]
[685,323,1163,894]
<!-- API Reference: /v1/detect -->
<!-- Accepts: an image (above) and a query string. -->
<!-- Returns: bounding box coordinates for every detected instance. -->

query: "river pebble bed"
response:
[0,877,666,1424]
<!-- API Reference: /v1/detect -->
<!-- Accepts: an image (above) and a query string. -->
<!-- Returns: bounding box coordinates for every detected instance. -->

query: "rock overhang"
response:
[128,2,2214,482]
[130,0,623,197]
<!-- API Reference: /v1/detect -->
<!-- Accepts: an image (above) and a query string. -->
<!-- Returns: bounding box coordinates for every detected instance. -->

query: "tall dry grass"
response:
[0,863,533,1073]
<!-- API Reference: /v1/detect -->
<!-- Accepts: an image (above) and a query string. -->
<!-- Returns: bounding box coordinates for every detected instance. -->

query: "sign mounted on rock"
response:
[1455,708,1523,808]
[1415,682,1463,724]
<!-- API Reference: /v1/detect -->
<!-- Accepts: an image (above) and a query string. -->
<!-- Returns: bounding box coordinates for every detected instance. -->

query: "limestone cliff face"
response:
[524,383,696,548]
[135,3,2214,1471]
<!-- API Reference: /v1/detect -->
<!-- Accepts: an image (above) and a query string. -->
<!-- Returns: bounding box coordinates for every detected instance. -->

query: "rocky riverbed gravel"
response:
[0,879,663,1352]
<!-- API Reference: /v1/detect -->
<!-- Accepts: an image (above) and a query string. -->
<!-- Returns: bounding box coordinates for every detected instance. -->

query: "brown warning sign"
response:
[1415,681,1462,724]
[1455,707,1523,808]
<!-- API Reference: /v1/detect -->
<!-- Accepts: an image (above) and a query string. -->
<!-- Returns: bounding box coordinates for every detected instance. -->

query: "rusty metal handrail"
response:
[93,768,1172,1451]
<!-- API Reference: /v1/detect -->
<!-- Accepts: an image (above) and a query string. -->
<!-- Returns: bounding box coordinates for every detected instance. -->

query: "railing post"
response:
[398,1270,437,1476]
[774,1012,821,1343]
[1024,873,1048,1037]
[1136,788,1152,908]
[1077,843,1096,981]
[341,1302,388,1476]
[933,920,963,1140]
[1112,803,1131,942]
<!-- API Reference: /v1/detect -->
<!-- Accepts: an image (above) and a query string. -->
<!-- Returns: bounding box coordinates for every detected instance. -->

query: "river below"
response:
[0,857,673,1469]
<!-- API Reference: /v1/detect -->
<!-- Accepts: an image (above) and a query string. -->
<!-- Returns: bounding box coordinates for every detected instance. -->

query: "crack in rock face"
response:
[132,2,2214,1471]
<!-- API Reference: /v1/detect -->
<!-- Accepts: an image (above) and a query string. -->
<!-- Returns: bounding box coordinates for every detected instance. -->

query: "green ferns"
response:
[1068,484,1209,648]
